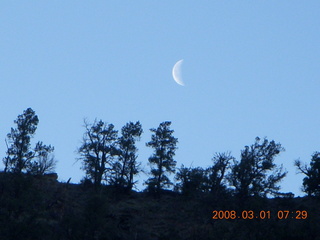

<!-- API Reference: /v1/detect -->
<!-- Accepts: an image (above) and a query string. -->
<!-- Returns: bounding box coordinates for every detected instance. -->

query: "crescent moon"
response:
[172,59,184,86]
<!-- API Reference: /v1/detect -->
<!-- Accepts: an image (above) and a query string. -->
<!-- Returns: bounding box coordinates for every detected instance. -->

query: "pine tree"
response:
[3,108,55,174]
[145,121,178,193]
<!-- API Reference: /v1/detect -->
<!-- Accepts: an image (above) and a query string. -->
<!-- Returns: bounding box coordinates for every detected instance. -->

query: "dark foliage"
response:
[3,108,55,175]
[207,152,234,194]
[295,152,320,197]
[2,110,320,239]
[145,121,178,193]
[110,121,143,191]
[175,165,208,195]
[78,119,118,187]
[228,137,287,198]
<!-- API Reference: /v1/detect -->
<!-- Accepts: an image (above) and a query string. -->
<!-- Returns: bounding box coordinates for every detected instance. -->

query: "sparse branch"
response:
[294,159,309,176]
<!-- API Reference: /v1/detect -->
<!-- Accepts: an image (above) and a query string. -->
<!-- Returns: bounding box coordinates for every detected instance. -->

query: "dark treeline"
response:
[3,108,320,197]
[1,108,320,239]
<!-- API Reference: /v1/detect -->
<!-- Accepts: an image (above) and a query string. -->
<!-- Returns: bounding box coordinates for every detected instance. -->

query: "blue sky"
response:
[1,1,319,196]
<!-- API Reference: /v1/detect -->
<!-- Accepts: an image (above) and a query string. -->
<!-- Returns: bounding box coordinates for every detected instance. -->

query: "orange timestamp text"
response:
[212,210,308,220]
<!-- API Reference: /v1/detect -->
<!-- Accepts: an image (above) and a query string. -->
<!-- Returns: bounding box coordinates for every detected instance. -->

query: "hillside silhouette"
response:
[0,173,320,240]
[2,108,320,239]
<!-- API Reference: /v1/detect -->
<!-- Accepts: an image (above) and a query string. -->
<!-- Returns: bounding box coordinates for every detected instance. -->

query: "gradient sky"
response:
[1,1,319,196]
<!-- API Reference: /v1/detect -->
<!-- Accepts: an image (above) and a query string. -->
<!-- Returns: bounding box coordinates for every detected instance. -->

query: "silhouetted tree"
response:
[27,141,55,175]
[78,120,118,187]
[175,152,234,196]
[207,152,234,194]
[295,152,320,197]
[111,121,143,191]
[175,165,208,195]
[3,108,55,174]
[228,137,286,198]
[145,121,178,193]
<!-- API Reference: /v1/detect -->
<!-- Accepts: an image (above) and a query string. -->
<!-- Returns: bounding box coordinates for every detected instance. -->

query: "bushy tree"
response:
[175,152,233,196]
[145,121,178,193]
[175,165,208,195]
[78,120,118,187]
[3,108,55,174]
[111,121,143,190]
[228,137,286,198]
[295,152,320,196]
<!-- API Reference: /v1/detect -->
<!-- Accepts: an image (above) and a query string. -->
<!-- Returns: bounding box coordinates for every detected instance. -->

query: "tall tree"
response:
[228,137,286,198]
[78,120,118,187]
[295,152,320,196]
[145,121,178,193]
[111,121,143,190]
[3,108,55,174]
